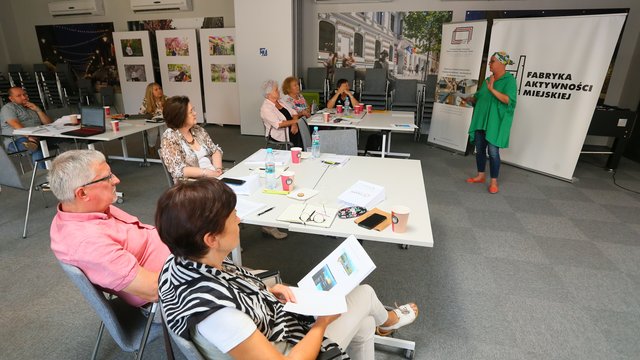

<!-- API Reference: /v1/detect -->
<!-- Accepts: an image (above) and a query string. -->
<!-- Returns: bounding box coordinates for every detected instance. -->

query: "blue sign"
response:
[260,48,268,56]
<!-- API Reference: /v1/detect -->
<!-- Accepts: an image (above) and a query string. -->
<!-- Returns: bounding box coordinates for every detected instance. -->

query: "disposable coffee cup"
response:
[69,114,79,125]
[323,112,330,123]
[336,105,343,114]
[366,104,373,113]
[291,147,302,164]
[280,171,295,191]
[111,120,120,132]
[391,206,410,233]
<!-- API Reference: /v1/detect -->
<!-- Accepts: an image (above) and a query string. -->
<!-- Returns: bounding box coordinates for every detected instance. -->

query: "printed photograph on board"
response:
[211,64,236,83]
[168,64,192,82]
[209,36,235,56]
[124,65,146,82]
[121,38,143,57]
[165,37,190,56]
[435,77,477,107]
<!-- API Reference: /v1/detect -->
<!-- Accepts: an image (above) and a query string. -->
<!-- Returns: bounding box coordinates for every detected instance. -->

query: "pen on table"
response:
[322,161,340,165]
[257,207,275,216]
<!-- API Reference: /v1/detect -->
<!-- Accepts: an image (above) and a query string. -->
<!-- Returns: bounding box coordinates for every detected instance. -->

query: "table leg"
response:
[140,130,150,167]
[381,132,387,159]
[39,139,52,169]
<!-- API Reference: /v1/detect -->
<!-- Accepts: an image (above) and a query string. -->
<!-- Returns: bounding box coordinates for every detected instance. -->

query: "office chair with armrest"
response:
[58,261,164,360]
[297,117,312,151]
[264,124,293,150]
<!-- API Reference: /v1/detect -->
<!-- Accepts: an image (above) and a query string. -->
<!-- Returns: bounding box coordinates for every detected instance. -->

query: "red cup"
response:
[280,171,295,191]
[110,120,120,132]
[366,104,373,113]
[69,114,79,125]
[323,113,330,123]
[391,206,410,233]
[291,147,302,164]
[336,105,343,114]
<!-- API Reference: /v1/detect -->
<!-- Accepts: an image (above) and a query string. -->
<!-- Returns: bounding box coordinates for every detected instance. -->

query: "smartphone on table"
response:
[357,213,387,229]
[221,177,246,186]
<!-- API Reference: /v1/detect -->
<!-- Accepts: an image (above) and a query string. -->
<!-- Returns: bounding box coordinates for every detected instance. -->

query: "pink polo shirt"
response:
[50,204,170,307]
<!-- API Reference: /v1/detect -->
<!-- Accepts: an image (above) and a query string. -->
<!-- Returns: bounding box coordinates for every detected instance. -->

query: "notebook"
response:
[61,107,106,137]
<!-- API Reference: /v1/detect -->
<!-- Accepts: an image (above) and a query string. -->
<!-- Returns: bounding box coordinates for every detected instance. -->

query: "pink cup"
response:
[358,104,364,113]
[366,104,373,113]
[323,113,330,123]
[291,147,302,164]
[391,206,410,233]
[69,114,79,125]
[280,171,295,191]
[336,105,343,114]
[110,120,120,132]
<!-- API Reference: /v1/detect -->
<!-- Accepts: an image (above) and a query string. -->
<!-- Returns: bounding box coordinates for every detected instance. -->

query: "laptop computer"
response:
[61,107,106,137]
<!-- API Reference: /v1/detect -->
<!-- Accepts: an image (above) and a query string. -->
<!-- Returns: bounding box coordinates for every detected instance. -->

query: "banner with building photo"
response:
[489,14,626,181]
[199,28,239,125]
[155,29,204,123]
[113,31,154,114]
[428,21,487,152]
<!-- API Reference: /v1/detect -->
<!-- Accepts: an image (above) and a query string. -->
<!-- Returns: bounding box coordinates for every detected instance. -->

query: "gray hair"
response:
[48,149,106,203]
[261,80,278,98]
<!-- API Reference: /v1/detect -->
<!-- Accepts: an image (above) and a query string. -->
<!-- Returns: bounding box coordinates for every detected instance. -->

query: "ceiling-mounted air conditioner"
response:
[48,0,104,17]
[130,0,192,13]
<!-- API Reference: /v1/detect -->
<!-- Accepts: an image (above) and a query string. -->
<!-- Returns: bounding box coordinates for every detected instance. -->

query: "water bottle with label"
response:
[265,148,277,189]
[344,96,351,115]
[311,126,321,158]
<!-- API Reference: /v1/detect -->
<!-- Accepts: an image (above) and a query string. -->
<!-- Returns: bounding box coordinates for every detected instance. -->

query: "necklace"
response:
[183,130,195,145]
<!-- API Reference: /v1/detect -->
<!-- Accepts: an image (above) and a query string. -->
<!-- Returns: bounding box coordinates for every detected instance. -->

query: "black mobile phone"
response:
[221,177,246,186]
[357,213,387,230]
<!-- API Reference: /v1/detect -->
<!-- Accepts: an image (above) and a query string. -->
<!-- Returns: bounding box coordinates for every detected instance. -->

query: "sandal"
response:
[21,140,39,152]
[466,177,485,183]
[376,303,418,336]
[488,185,499,194]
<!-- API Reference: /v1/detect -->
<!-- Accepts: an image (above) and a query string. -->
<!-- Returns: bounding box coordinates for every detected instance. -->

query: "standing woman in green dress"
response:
[465,51,518,194]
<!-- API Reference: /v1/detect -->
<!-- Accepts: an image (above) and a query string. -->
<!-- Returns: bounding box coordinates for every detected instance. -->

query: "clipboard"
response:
[354,208,391,231]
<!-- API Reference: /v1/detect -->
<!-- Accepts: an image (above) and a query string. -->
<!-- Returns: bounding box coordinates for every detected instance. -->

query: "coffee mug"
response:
[391,206,410,233]
[281,171,295,191]
[290,147,302,164]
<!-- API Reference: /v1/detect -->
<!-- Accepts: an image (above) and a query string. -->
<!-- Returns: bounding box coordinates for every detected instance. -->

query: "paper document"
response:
[297,235,376,296]
[244,149,290,166]
[282,287,347,316]
[235,197,267,220]
[224,174,260,196]
[338,180,385,209]
[277,203,337,228]
[392,124,415,128]
[12,123,70,136]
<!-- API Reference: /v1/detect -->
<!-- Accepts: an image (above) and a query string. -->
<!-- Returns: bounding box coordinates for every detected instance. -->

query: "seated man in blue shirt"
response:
[0,87,53,168]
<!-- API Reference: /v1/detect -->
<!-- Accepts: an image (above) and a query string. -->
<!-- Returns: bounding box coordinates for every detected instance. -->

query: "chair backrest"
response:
[100,86,115,107]
[363,69,388,93]
[306,67,327,90]
[0,146,29,189]
[318,129,358,156]
[58,261,158,353]
[301,91,320,108]
[297,117,312,150]
[157,149,175,187]
[160,303,210,360]
[334,68,356,90]
[393,79,418,105]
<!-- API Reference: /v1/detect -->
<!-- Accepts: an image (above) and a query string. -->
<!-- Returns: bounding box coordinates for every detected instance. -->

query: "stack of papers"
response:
[244,149,290,166]
[338,180,385,209]
[235,198,267,219]
[224,174,260,195]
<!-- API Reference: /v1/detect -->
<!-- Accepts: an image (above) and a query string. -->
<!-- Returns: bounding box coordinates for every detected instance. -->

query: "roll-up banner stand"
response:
[429,21,487,153]
[113,31,154,114]
[489,14,626,181]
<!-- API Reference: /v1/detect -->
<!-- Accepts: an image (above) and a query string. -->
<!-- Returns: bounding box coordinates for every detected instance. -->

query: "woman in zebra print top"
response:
[156,178,418,359]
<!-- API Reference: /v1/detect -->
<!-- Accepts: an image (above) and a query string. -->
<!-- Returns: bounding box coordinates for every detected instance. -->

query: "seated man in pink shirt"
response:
[49,149,170,308]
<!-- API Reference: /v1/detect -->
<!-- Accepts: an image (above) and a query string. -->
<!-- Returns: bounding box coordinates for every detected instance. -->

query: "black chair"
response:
[334,67,356,92]
[304,67,329,106]
[360,69,389,110]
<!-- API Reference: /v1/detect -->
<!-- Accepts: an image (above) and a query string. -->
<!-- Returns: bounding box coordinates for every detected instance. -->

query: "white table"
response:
[224,149,431,358]
[13,120,165,168]
[307,110,417,158]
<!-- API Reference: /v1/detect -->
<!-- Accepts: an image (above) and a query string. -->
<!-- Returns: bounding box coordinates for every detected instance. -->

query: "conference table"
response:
[307,109,417,158]
[224,148,432,358]
[12,119,165,168]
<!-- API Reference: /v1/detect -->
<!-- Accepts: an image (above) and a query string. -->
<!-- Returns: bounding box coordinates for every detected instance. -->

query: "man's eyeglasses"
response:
[298,204,328,225]
[80,173,114,187]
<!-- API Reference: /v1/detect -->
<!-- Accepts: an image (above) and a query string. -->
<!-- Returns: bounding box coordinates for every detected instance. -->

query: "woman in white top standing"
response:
[139,82,167,154]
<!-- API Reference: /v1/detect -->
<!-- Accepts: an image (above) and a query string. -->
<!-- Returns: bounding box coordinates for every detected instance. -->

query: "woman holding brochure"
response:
[157,178,419,360]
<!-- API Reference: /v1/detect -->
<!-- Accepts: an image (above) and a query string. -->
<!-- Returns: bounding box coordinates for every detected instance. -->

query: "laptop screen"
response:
[81,107,105,127]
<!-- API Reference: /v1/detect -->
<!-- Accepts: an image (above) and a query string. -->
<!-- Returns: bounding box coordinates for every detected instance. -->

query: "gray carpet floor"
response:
[1,124,639,360]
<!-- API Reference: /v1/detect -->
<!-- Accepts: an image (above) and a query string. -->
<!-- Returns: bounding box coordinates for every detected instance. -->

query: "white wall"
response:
[301,0,640,109]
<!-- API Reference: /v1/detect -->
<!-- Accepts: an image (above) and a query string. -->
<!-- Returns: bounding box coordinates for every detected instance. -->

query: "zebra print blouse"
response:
[159,254,348,359]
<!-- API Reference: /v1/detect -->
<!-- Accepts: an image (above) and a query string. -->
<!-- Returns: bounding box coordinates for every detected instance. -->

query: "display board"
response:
[428,21,487,152]
[113,31,154,114]
[155,29,204,123]
[199,28,239,125]
[489,14,626,181]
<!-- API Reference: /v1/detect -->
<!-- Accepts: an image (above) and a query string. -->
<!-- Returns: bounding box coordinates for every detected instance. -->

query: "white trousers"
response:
[324,284,388,360]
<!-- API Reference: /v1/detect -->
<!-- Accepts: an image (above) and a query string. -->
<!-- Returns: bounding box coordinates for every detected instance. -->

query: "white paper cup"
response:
[291,147,302,164]
[281,171,295,191]
[69,114,79,125]
[391,206,410,233]
[110,120,120,132]
[366,104,373,113]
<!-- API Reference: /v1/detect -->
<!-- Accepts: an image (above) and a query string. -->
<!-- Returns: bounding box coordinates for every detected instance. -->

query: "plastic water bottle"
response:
[265,148,277,189]
[311,101,317,115]
[344,96,351,115]
[311,127,321,158]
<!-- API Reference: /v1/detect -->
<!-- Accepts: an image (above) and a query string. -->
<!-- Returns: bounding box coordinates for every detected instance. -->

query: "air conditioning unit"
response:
[48,0,104,17]
[130,0,192,12]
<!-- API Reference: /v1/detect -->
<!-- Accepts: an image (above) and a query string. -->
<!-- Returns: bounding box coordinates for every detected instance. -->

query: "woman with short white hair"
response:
[259,80,303,148]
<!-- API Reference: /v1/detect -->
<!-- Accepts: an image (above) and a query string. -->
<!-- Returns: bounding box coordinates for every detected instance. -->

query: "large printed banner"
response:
[113,31,154,114]
[428,21,487,152]
[490,14,626,181]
